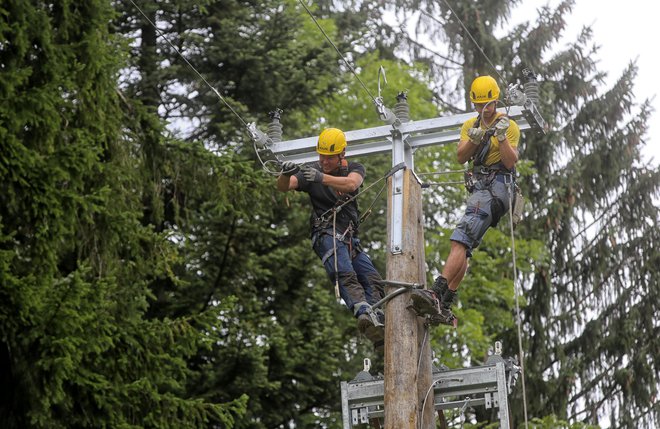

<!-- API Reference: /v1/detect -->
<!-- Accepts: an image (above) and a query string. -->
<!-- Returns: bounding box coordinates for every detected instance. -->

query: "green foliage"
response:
[286,51,439,134]
[388,1,659,427]
[111,2,389,426]
[525,414,600,429]
[1,1,245,427]
[3,0,658,428]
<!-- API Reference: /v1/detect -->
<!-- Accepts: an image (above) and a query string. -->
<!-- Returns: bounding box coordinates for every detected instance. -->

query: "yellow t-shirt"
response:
[460,114,520,166]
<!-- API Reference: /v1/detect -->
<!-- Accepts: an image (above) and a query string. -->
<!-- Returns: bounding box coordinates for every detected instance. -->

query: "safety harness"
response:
[312,158,362,264]
[464,114,523,227]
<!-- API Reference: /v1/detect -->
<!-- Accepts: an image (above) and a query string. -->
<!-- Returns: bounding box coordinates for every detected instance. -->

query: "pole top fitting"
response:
[268,108,283,121]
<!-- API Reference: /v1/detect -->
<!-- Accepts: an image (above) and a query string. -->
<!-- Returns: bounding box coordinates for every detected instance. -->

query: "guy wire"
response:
[129,0,250,130]
[422,3,507,85]
[298,0,378,104]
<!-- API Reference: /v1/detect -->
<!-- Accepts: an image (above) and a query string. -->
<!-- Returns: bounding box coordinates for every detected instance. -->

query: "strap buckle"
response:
[499,173,513,185]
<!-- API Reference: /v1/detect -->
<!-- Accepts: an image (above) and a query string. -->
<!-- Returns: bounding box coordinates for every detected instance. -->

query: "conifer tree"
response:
[389,0,659,427]
[113,1,380,427]
[1,1,245,427]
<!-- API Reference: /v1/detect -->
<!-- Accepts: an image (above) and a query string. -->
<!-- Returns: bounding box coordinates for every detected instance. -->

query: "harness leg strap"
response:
[320,248,335,265]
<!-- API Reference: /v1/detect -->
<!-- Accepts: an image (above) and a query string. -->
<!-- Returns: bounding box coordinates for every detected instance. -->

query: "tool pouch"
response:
[511,184,525,227]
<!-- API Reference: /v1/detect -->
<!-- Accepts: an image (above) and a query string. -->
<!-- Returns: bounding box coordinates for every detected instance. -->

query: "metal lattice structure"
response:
[341,342,521,428]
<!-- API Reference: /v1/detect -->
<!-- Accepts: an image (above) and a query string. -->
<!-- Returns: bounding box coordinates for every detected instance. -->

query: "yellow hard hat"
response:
[316,128,347,155]
[470,76,500,104]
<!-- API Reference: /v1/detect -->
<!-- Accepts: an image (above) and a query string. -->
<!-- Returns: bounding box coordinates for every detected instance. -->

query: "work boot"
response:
[431,275,449,302]
[429,308,458,328]
[409,289,441,317]
[409,275,448,316]
[410,279,458,328]
[429,288,458,328]
[357,308,385,355]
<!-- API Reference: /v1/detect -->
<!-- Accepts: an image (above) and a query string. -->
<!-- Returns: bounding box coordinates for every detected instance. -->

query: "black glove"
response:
[281,161,299,177]
[302,166,324,183]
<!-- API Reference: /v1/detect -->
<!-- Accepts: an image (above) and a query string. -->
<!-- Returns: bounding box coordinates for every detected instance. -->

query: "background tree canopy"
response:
[1,1,657,428]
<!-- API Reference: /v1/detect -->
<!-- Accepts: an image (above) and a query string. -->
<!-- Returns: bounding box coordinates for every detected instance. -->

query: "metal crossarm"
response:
[267,104,534,254]
[269,106,530,164]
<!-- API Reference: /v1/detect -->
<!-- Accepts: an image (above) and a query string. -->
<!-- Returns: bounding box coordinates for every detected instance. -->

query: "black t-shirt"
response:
[295,161,365,235]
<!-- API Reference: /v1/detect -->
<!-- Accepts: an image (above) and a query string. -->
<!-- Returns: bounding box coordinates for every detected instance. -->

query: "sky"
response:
[512,0,659,166]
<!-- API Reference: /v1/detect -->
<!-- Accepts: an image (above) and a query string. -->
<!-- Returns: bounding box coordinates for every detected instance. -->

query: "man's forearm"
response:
[322,174,360,193]
[457,139,479,164]
[498,139,518,169]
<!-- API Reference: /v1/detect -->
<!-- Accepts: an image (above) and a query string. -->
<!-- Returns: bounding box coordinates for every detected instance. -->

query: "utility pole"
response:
[261,85,544,428]
[382,95,434,428]
[384,166,433,427]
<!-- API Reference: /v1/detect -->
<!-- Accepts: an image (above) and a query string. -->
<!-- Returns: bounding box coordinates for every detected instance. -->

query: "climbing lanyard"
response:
[324,163,405,300]
[507,179,529,426]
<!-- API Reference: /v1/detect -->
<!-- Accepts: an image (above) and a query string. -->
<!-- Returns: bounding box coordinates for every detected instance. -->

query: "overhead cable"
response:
[421,4,507,85]
[297,0,378,105]
[128,0,250,130]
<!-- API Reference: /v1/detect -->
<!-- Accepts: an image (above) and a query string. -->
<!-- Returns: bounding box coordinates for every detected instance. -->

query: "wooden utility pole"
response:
[385,169,434,428]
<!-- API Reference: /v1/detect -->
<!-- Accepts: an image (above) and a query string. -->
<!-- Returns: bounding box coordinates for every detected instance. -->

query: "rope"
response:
[417,328,429,380]
[419,379,439,429]
[317,163,406,222]
[332,211,340,300]
[316,163,406,307]
[358,182,387,224]
[507,181,529,429]
[297,0,378,105]
[256,148,287,176]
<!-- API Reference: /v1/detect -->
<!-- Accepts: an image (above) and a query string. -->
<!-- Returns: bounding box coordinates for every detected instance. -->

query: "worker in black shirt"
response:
[277,128,385,353]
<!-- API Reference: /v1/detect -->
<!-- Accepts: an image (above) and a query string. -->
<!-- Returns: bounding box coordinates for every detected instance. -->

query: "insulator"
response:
[267,108,283,143]
[522,69,540,106]
[393,92,410,122]
[374,97,398,125]
[248,123,270,149]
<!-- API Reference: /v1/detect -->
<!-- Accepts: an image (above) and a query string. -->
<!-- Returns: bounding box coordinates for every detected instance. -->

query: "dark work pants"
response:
[312,231,385,316]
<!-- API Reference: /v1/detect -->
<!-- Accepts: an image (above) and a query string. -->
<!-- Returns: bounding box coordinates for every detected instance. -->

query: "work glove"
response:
[302,166,324,183]
[494,117,510,141]
[280,161,299,177]
[467,127,485,145]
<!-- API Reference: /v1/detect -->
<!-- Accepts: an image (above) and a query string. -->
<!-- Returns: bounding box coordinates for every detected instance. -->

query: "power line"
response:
[129,0,286,177]
[128,0,250,130]
[421,3,507,85]
[297,0,378,104]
